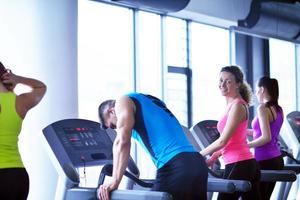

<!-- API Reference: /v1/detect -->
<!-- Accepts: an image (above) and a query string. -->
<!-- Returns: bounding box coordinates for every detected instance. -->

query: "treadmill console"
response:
[43,119,113,168]
[287,111,300,143]
[192,120,220,148]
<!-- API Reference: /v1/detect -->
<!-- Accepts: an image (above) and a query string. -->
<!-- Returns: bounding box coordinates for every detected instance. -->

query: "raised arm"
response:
[248,104,272,148]
[1,71,46,118]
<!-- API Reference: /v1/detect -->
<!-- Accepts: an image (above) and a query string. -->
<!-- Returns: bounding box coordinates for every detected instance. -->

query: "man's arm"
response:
[99,96,135,200]
[112,96,135,187]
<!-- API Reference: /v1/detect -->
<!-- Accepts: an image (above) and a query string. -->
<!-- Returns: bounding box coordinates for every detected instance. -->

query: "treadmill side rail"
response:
[66,188,172,200]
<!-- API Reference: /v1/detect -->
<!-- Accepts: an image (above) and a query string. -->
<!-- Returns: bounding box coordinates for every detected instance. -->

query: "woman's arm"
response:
[2,71,46,118]
[248,104,272,148]
[200,103,247,156]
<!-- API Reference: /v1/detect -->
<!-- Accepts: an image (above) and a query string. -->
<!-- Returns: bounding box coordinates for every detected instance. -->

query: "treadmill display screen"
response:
[287,112,300,143]
[292,117,300,142]
[61,127,105,150]
[43,119,114,167]
[295,118,300,126]
[203,124,220,143]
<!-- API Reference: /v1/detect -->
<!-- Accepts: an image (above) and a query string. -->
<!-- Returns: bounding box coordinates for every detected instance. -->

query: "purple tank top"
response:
[252,107,283,161]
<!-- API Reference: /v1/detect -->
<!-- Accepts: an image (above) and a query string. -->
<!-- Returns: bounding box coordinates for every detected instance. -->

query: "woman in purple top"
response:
[248,76,284,200]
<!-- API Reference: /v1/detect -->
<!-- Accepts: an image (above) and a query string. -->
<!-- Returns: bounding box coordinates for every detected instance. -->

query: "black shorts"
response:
[218,158,261,200]
[258,155,284,200]
[0,168,29,200]
[152,152,208,200]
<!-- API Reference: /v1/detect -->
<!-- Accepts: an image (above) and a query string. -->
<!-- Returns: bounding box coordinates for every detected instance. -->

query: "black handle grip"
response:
[97,164,153,187]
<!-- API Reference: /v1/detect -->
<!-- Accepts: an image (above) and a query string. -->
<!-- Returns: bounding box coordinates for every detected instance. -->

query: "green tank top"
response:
[0,92,23,168]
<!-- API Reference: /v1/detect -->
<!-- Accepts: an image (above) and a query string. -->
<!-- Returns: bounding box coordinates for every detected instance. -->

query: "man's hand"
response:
[97,181,118,200]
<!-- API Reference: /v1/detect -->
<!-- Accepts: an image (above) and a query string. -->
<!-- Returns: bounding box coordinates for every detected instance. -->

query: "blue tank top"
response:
[252,106,283,161]
[127,93,196,169]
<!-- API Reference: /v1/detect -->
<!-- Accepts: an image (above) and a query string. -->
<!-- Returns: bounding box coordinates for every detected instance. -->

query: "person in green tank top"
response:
[0,62,46,200]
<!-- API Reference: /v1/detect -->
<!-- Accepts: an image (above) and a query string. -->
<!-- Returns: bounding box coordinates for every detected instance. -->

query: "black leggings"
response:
[258,155,284,200]
[217,159,261,200]
[0,168,29,200]
[152,152,208,200]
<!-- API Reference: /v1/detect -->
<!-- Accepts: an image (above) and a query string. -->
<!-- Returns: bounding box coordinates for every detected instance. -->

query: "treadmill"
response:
[191,120,297,200]
[181,125,251,200]
[278,135,300,200]
[42,118,171,200]
[287,111,300,161]
[42,118,251,200]
[286,111,300,200]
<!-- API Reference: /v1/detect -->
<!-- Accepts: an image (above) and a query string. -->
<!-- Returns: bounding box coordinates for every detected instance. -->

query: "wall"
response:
[0,0,77,199]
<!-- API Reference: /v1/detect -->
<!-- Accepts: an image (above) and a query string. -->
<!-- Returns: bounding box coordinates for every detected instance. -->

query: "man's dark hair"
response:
[98,99,115,129]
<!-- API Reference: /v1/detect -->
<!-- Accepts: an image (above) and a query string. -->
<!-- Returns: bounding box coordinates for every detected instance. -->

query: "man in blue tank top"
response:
[97,93,208,200]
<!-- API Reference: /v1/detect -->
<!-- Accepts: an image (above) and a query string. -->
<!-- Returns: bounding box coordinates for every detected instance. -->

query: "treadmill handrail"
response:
[283,164,300,174]
[207,178,235,193]
[215,168,297,182]
[281,149,300,164]
[99,164,253,193]
[66,187,173,200]
[98,164,153,188]
[230,179,252,192]
[260,170,297,182]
